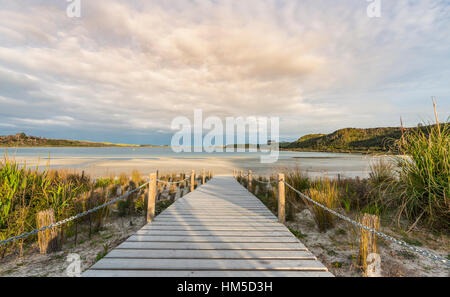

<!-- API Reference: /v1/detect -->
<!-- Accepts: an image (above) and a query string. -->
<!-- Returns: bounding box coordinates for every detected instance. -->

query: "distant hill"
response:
[281,124,443,153]
[0,133,139,147]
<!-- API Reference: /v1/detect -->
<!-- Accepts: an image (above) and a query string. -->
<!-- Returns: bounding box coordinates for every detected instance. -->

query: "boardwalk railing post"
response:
[202,168,206,184]
[248,170,252,190]
[278,173,286,224]
[147,173,157,223]
[37,209,60,254]
[190,170,195,192]
[358,213,380,277]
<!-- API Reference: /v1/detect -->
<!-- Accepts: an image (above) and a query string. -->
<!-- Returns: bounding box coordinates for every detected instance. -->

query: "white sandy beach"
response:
[9,153,387,179]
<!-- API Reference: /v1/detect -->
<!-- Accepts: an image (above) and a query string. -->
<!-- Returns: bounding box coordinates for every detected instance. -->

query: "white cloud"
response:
[0,0,449,142]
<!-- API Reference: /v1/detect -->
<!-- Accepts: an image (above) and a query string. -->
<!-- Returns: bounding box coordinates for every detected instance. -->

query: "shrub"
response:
[307,178,339,232]
[392,120,449,230]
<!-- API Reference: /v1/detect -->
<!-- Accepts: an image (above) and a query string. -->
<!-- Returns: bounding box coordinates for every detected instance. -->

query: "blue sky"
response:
[0,0,449,145]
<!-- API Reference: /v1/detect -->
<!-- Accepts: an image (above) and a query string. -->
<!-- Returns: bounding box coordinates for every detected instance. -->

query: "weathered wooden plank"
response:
[154,216,277,221]
[162,209,273,212]
[155,216,276,220]
[126,235,300,243]
[83,270,334,277]
[89,258,328,271]
[140,225,288,231]
[105,249,316,259]
[116,241,307,250]
[148,222,283,226]
[135,230,293,236]
[157,213,275,217]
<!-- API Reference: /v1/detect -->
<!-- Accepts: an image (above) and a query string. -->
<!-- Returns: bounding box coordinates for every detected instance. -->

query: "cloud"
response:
[0,0,449,143]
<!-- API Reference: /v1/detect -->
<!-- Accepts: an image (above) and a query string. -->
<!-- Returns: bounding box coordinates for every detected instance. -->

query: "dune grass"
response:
[307,178,339,232]
[391,120,449,230]
[0,155,153,258]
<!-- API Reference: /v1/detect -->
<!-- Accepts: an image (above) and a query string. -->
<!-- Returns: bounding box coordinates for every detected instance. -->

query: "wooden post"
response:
[190,170,195,192]
[37,209,60,254]
[202,168,206,184]
[278,173,285,224]
[248,170,252,190]
[358,213,380,277]
[147,173,156,223]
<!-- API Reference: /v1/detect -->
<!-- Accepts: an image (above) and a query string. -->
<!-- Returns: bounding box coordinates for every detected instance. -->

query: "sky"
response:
[0,0,449,145]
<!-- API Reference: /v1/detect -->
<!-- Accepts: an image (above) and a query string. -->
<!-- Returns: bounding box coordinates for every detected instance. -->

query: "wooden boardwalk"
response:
[83,176,333,277]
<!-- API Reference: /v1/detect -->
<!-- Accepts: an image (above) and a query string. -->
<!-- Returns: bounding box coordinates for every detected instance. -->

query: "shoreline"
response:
[2,145,394,156]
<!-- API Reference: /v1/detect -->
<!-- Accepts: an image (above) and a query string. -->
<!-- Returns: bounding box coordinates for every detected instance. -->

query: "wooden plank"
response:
[158,212,273,219]
[83,270,334,277]
[89,258,328,271]
[153,217,277,221]
[147,222,283,227]
[126,235,300,243]
[116,242,307,250]
[140,226,288,231]
[135,230,293,236]
[155,216,275,220]
[105,249,316,259]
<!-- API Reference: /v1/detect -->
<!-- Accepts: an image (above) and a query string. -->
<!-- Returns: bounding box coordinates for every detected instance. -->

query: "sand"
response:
[9,154,381,179]
[287,209,449,277]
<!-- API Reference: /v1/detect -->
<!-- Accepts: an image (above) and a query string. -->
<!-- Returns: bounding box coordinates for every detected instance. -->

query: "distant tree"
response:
[16,132,27,139]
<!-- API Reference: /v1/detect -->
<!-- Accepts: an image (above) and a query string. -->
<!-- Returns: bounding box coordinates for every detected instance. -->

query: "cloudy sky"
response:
[0,0,449,145]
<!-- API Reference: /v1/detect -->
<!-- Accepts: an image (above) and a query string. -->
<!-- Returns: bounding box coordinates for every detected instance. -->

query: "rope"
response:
[156,177,190,185]
[254,179,272,185]
[0,182,149,247]
[283,181,450,268]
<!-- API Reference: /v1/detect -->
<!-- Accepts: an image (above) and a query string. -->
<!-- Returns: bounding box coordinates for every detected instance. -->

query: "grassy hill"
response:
[0,133,139,147]
[281,125,441,153]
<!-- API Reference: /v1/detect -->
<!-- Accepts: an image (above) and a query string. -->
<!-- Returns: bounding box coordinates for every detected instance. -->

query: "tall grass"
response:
[307,178,339,232]
[368,158,396,187]
[0,157,91,256]
[392,121,449,230]
[0,155,152,258]
[284,168,310,220]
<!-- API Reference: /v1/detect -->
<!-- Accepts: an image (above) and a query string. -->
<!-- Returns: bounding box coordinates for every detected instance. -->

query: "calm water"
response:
[1,147,387,178]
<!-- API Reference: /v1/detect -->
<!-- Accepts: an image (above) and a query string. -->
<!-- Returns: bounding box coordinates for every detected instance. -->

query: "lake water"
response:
[1,147,389,178]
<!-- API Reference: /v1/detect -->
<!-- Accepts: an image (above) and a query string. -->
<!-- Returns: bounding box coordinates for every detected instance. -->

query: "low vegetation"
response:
[387,121,449,230]
[0,133,138,147]
[281,123,447,154]
[0,157,192,259]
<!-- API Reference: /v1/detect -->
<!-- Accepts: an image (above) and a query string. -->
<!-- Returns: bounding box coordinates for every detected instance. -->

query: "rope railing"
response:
[156,177,190,185]
[234,169,449,268]
[0,181,149,247]
[283,181,450,268]
[253,179,272,185]
[2,168,213,252]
